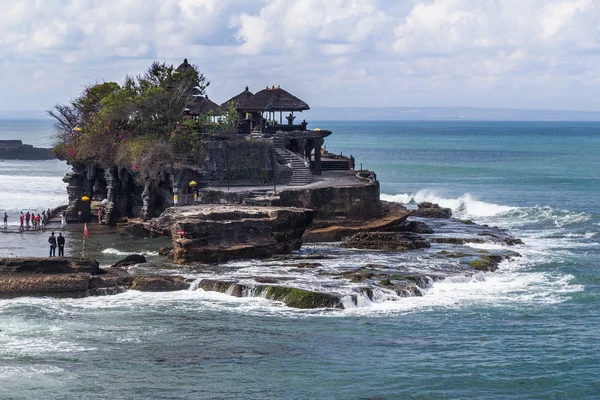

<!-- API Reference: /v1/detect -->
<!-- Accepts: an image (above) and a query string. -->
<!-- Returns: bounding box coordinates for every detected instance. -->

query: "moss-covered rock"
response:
[261,286,344,309]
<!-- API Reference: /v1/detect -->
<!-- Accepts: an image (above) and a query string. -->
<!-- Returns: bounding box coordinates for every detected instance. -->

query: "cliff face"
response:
[278,182,383,220]
[152,205,314,264]
[0,140,54,160]
[62,140,280,224]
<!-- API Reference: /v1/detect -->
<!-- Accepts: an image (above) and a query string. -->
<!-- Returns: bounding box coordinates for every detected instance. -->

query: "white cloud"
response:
[0,0,599,111]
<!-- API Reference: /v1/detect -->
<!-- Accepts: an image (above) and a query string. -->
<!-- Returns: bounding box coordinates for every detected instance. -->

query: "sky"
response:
[1,0,599,112]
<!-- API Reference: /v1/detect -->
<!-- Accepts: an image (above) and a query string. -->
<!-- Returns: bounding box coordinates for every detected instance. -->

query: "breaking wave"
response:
[101,248,159,257]
[382,190,594,229]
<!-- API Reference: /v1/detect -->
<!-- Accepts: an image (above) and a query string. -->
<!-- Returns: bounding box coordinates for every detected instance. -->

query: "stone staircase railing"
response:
[275,148,312,186]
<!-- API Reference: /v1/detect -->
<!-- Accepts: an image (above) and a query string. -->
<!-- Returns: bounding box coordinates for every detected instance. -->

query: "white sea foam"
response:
[382,191,593,229]
[101,248,159,257]
[382,191,515,218]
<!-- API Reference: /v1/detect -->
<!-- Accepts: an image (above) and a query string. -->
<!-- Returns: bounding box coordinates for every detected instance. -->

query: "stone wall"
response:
[277,182,383,220]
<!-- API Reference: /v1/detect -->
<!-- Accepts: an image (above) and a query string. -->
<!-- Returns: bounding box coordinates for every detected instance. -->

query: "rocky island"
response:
[0,59,524,308]
[0,139,54,160]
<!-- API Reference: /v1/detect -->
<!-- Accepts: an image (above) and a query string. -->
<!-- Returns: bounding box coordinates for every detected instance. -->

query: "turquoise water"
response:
[1,119,600,399]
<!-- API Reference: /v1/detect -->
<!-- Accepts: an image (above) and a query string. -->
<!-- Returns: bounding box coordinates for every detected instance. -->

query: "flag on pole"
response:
[84,223,89,239]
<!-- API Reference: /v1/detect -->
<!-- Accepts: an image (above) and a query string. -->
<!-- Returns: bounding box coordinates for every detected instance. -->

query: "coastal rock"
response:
[401,220,434,234]
[197,279,345,309]
[341,232,430,251]
[303,202,408,242]
[0,140,54,160]
[130,275,190,292]
[0,273,91,298]
[0,257,100,275]
[277,182,383,220]
[88,273,134,296]
[409,202,452,218]
[162,205,314,264]
[109,254,147,269]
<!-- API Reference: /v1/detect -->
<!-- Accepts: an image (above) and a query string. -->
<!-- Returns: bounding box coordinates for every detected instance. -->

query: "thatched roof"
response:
[176,59,194,73]
[236,87,309,112]
[221,86,254,107]
[186,95,219,116]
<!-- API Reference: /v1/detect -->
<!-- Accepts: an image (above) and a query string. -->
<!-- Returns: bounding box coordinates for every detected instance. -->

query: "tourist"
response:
[25,211,30,228]
[57,233,65,257]
[36,214,41,230]
[19,212,24,230]
[3,212,7,229]
[61,211,67,228]
[48,232,57,257]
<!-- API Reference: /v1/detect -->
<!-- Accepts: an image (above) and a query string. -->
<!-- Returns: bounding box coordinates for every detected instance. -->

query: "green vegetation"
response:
[469,257,498,271]
[49,61,238,186]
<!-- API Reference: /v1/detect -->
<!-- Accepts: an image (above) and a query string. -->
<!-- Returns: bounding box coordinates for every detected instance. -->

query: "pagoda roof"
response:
[186,95,219,116]
[176,58,194,73]
[236,86,309,112]
[221,86,254,107]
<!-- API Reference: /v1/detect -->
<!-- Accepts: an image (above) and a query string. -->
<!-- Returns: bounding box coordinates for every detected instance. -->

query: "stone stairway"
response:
[272,135,285,149]
[275,148,312,186]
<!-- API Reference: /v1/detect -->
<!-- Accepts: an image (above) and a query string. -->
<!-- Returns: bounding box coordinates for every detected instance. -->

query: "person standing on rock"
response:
[3,212,7,229]
[48,232,57,257]
[57,233,65,257]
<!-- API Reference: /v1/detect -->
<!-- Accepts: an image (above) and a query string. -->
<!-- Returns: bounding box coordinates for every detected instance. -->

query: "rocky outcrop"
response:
[304,201,408,242]
[0,140,54,160]
[198,279,345,309]
[341,232,431,251]
[0,257,100,274]
[159,205,314,263]
[409,202,452,218]
[109,254,147,269]
[277,182,383,220]
[0,256,189,298]
[130,276,190,291]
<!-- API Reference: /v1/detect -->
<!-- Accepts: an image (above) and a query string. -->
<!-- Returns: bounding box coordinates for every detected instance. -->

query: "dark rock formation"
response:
[0,140,54,160]
[130,276,190,292]
[109,254,147,269]
[0,274,91,298]
[342,232,431,251]
[304,201,408,242]
[401,220,434,234]
[410,202,452,218]
[277,182,383,220]
[159,205,314,263]
[0,257,100,274]
[198,279,345,309]
[0,256,189,298]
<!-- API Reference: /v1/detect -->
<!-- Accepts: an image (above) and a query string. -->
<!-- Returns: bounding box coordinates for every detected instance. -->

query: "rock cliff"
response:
[0,140,54,160]
[153,205,314,264]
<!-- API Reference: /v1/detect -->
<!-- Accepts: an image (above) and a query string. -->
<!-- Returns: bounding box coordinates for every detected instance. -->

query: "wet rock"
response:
[258,285,345,309]
[159,247,174,256]
[0,257,100,275]
[304,202,408,242]
[164,205,314,264]
[198,279,346,309]
[109,254,147,269]
[401,220,434,234]
[0,273,90,298]
[88,274,133,296]
[409,202,452,218]
[294,262,322,269]
[254,277,280,284]
[341,232,430,251]
[130,275,190,292]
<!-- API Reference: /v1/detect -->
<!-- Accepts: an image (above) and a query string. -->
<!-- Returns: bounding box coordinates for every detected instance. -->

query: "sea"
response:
[1,117,599,399]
